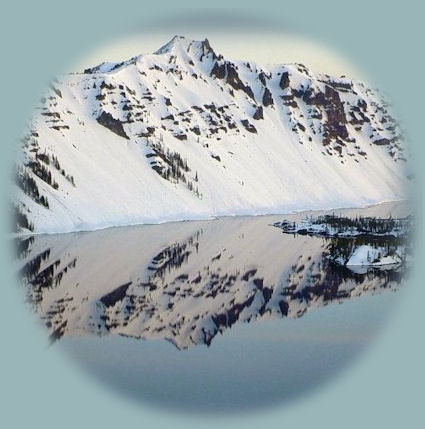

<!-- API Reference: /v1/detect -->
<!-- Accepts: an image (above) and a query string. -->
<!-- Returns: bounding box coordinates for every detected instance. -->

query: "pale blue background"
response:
[0,1,423,427]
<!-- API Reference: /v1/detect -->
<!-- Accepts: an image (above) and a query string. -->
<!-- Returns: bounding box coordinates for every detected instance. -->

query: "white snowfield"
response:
[345,245,402,267]
[16,36,408,234]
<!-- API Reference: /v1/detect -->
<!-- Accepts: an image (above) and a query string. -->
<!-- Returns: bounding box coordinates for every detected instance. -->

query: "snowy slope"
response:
[15,36,408,234]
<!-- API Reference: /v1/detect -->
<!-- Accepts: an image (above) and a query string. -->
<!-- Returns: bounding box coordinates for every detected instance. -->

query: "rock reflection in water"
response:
[17,209,407,350]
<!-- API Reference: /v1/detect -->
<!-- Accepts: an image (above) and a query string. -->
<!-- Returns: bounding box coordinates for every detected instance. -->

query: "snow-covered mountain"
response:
[15,35,407,234]
[17,212,405,349]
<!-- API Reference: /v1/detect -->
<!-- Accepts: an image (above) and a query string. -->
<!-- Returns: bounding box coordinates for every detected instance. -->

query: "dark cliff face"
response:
[97,111,129,139]
[258,71,267,87]
[199,38,218,61]
[321,85,349,145]
[293,84,349,145]
[241,119,257,133]
[279,71,290,90]
[211,60,255,100]
[262,87,274,107]
[253,106,264,120]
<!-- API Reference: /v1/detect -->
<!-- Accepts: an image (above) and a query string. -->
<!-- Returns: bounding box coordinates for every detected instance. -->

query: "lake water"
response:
[16,201,410,413]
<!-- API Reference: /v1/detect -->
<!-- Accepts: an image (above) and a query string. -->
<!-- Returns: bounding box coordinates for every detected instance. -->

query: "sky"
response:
[74,30,367,82]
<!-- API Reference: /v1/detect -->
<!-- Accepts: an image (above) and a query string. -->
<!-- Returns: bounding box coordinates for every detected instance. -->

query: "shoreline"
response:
[13,198,409,239]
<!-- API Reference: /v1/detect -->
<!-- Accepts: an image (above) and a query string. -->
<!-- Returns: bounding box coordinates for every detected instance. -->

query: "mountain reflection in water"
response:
[17,203,408,350]
[15,202,410,412]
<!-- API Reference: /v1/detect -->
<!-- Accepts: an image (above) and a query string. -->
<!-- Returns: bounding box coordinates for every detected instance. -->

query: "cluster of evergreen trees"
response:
[37,151,75,186]
[148,141,201,198]
[276,213,411,266]
[15,149,77,232]
[150,141,189,176]
[327,234,408,265]
[311,214,410,236]
[27,159,59,191]
[15,166,49,208]
[186,180,201,197]
[50,154,75,186]
[16,236,35,259]
[12,204,34,232]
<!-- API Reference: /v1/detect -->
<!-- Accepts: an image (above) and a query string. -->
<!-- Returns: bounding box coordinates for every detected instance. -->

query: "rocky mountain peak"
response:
[154,35,217,62]
[154,34,188,54]
[15,36,407,235]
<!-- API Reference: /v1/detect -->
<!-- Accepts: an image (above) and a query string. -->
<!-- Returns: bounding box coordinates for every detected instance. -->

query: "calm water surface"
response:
[17,201,409,412]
